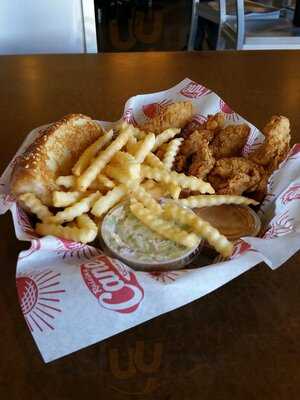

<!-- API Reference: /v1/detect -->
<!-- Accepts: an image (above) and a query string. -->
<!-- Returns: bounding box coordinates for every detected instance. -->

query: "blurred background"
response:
[0,0,299,54]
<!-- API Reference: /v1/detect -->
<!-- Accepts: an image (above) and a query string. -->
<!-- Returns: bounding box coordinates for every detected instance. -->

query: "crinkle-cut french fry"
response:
[77,130,130,191]
[76,214,97,231]
[145,153,181,198]
[19,193,52,220]
[111,150,136,166]
[166,182,181,200]
[104,165,131,184]
[127,184,162,214]
[141,165,215,194]
[111,151,140,179]
[105,162,140,184]
[163,203,233,257]
[141,181,167,200]
[72,129,113,176]
[36,214,97,244]
[126,135,137,153]
[67,220,78,229]
[117,121,146,139]
[45,192,100,224]
[134,133,156,163]
[162,138,183,170]
[56,175,76,188]
[152,128,180,151]
[91,185,126,217]
[130,200,199,248]
[179,194,258,208]
[97,174,115,189]
[142,179,156,190]
[145,152,165,169]
[53,191,84,207]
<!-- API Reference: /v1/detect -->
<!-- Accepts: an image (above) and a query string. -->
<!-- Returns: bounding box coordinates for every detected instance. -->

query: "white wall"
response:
[0,0,87,54]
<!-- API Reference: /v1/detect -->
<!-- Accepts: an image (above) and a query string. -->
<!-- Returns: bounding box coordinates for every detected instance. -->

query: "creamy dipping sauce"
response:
[194,205,261,241]
[101,203,192,264]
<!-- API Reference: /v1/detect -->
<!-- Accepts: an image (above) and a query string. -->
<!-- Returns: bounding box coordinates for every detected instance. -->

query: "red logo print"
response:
[263,211,295,239]
[231,240,252,258]
[16,205,38,238]
[148,270,186,284]
[16,270,65,333]
[123,108,137,126]
[0,193,15,209]
[192,114,207,125]
[142,99,171,119]
[19,239,41,260]
[81,255,144,314]
[180,82,211,99]
[281,184,300,205]
[56,238,101,260]
[219,99,238,121]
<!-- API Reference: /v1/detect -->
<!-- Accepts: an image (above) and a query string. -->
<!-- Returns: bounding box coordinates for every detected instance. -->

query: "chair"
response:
[222,0,300,49]
[188,0,300,50]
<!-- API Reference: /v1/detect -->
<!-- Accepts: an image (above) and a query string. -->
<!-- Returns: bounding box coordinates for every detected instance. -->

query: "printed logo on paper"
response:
[123,108,138,126]
[16,204,38,238]
[81,255,144,314]
[231,239,252,258]
[219,99,238,121]
[148,270,186,284]
[180,81,211,98]
[191,113,207,125]
[19,239,41,260]
[142,99,171,119]
[16,270,65,332]
[56,238,101,260]
[280,184,300,205]
[263,211,295,239]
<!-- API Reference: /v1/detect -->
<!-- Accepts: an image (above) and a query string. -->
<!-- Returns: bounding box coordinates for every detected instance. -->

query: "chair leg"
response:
[188,0,200,51]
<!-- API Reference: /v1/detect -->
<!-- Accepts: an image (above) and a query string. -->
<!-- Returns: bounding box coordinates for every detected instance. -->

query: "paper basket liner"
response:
[1,78,300,362]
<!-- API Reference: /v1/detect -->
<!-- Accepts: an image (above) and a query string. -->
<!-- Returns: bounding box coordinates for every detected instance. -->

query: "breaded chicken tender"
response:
[208,157,264,195]
[175,129,215,178]
[141,102,193,134]
[211,124,250,159]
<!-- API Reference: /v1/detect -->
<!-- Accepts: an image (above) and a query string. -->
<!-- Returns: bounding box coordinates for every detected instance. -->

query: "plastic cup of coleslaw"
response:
[99,201,201,271]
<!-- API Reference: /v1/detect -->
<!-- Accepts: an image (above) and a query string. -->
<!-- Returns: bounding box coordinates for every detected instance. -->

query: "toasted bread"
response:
[10,114,102,205]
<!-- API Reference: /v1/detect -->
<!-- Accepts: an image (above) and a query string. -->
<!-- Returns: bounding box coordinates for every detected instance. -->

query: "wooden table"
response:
[0,51,300,399]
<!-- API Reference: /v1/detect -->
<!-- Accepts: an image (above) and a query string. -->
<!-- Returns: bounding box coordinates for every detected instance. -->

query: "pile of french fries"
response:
[19,122,258,258]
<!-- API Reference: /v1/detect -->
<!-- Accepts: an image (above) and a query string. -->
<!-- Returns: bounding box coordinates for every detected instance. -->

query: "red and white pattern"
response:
[16,270,65,333]
[56,238,101,260]
[180,81,211,99]
[219,99,238,121]
[286,144,300,161]
[258,192,276,216]
[148,270,186,284]
[142,99,172,119]
[16,204,38,238]
[280,184,300,205]
[192,113,207,125]
[263,211,295,239]
[0,193,15,209]
[123,108,137,126]
[81,255,144,314]
[231,240,252,259]
[242,128,263,156]
[19,239,41,260]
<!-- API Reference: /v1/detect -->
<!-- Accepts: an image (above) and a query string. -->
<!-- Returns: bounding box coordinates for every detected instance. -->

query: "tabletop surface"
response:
[0,51,300,400]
